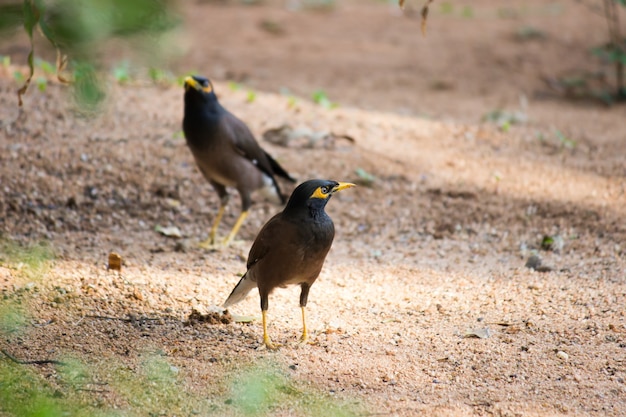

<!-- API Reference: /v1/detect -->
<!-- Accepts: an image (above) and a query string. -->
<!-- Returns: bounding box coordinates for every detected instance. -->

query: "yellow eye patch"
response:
[310,186,329,199]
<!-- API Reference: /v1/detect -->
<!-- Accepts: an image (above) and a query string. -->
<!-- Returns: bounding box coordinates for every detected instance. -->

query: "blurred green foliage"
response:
[0,0,180,109]
[312,89,338,109]
[227,361,362,417]
[0,238,55,280]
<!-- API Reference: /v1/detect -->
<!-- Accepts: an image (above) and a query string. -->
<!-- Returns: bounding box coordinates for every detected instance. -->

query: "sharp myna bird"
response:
[182,75,296,246]
[223,179,355,349]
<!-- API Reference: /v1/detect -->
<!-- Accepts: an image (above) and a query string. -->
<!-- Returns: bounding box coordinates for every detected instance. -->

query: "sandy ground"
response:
[1,1,626,416]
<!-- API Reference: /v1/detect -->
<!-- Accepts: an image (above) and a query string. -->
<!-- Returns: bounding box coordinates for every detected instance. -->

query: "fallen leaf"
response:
[464,328,491,339]
[155,225,183,238]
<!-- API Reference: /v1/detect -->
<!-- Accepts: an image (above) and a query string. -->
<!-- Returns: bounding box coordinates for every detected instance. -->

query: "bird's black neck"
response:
[183,96,223,148]
[283,205,331,226]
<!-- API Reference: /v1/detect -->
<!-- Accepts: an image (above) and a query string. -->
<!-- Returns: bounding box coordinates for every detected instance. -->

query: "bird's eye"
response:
[321,186,329,194]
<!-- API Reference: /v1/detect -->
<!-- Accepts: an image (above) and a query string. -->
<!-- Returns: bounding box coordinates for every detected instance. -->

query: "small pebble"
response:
[556,350,569,361]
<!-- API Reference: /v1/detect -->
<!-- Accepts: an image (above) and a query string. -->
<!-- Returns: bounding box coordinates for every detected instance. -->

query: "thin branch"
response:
[84,315,162,323]
[75,388,110,394]
[1,349,64,366]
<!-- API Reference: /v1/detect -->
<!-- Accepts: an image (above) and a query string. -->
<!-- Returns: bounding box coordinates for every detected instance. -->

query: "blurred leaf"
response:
[72,61,106,112]
[440,2,453,14]
[36,76,47,91]
[228,81,242,91]
[41,0,180,58]
[35,57,56,75]
[354,168,376,186]
[112,61,131,84]
[482,109,527,130]
[312,89,337,109]
[555,130,576,149]
[0,4,22,35]
[247,90,257,103]
[13,70,25,82]
[461,6,473,18]
[148,67,174,84]
[287,96,298,108]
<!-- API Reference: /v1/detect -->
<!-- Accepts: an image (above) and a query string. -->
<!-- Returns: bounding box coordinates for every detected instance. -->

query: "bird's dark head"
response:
[285,179,355,215]
[183,75,217,103]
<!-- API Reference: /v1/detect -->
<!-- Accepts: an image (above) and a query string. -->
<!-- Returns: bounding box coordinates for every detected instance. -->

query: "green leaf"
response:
[312,89,338,109]
[36,76,47,91]
[354,168,376,186]
[72,61,106,112]
[0,4,23,35]
[228,81,242,91]
[112,61,131,83]
[541,235,554,250]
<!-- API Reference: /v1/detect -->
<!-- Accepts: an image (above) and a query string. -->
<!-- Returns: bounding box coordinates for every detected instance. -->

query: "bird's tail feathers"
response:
[264,151,296,183]
[223,273,257,308]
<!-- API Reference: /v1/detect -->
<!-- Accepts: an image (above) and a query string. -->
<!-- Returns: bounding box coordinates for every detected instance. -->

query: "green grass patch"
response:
[0,238,55,280]
[226,360,362,417]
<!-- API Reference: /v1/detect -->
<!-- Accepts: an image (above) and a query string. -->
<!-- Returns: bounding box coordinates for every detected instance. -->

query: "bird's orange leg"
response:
[300,306,309,343]
[262,309,279,350]
[199,205,226,248]
[223,210,249,246]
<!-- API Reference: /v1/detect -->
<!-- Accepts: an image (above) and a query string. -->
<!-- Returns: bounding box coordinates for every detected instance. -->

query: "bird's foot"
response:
[222,238,247,247]
[298,333,314,346]
[198,237,219,250]
[263,335,281,350]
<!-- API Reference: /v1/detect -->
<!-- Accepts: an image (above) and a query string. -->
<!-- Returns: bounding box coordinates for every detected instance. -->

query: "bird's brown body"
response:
[183,75,295,246]
[224,179,354,349]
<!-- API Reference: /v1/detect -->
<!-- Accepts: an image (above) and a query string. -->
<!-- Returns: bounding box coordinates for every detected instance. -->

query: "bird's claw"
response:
[263,337,281,350]
[198,238,220,250]
[298,333,314,346]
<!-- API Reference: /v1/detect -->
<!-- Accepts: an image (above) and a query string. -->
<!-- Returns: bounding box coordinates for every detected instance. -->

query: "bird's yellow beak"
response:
[184,76,199,90]
[332,182,356,193]
[184,76,212,93]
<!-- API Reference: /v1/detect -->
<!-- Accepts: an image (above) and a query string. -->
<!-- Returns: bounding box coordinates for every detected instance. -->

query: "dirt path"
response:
[1,1,625,416]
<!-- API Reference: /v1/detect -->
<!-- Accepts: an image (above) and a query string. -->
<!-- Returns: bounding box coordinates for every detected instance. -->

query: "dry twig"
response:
[1,348,64,366]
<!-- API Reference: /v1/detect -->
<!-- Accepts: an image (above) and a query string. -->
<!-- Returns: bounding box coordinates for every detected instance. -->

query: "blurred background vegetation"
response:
[0,0,624,107]
[0,0,181,109]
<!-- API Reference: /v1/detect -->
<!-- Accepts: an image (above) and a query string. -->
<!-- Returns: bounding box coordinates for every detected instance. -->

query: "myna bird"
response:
[223,179,355,349]
[183,75,296,247]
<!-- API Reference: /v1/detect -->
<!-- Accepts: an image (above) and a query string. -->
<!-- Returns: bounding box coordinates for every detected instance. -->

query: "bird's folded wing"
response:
[224,112,276,178]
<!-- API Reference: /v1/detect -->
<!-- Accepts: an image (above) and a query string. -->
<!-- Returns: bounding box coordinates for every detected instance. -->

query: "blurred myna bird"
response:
[223,179,355,349]
[183,75,296,246]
